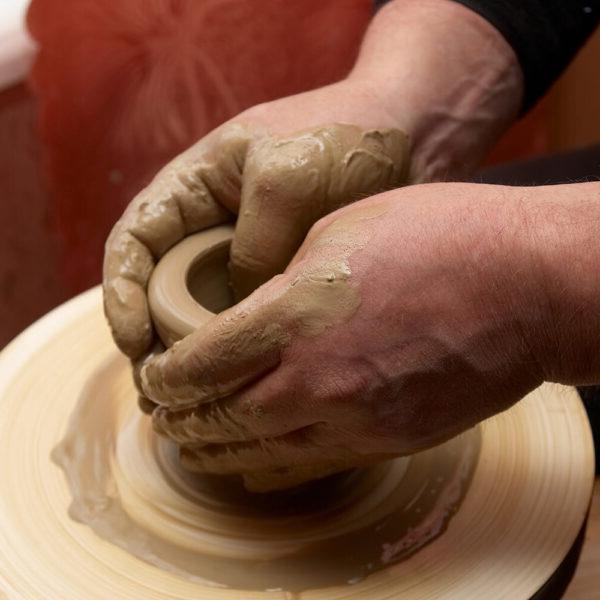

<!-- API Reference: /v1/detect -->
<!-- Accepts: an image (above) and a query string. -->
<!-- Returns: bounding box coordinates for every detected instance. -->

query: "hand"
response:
[141,183,549,488]
[103,83,411,409]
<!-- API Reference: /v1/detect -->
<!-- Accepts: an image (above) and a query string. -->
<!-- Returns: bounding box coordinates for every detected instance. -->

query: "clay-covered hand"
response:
[103,80,411,410]
[140,183,549,490]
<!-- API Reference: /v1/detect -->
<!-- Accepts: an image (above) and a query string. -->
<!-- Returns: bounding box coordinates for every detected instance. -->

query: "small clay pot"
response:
[148,225,234,347]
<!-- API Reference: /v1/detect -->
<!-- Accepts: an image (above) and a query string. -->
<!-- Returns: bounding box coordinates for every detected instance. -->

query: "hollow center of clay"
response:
[186,241,234,314]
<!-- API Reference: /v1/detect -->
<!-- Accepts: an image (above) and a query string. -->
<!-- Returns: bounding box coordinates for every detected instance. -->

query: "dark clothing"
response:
[376,0,600,111]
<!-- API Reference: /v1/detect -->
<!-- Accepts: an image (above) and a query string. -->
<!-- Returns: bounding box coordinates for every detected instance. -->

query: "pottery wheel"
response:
[0,287,594,599]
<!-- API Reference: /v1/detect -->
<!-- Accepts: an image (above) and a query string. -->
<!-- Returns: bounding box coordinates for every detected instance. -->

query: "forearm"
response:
[348,0,523,181]
[524,182,600,385]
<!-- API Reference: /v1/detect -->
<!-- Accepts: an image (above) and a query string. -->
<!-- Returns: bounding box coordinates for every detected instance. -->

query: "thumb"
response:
[229,124,410,300]
[228,132,327,300]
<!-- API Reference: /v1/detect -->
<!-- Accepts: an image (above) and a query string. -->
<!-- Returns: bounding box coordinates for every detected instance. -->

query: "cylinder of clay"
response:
[148,224,234,347]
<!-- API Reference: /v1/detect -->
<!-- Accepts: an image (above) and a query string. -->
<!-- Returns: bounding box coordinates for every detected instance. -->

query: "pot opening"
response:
[186,240,234,314]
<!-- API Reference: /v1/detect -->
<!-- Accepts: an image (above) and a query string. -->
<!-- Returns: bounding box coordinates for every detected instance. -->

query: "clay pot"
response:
[148,224,234,347]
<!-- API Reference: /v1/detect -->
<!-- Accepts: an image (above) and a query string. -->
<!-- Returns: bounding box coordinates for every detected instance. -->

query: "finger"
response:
[152,368,318,445]
[103,123,253,358]
[131,341,165,414]
[230,124,410,300]
[103,270,153,359]
[178,423,373,476]
[229,133,327,299]
[141,275,292,408]
[131,340,166,390]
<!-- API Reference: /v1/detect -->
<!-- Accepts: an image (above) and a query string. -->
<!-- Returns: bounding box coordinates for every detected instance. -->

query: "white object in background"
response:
[0,0,35,92]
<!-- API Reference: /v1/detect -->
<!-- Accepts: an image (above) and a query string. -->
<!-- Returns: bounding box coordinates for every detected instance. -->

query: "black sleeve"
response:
[375,0,600,111]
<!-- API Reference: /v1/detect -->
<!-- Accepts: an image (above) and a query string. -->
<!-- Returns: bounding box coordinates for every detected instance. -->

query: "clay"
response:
[53,354,480,591]
[148,224,235,347]
[146,208,391,490]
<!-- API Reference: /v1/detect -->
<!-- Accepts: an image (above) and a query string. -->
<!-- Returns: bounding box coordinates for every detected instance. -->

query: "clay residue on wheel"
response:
[53,355,481,592]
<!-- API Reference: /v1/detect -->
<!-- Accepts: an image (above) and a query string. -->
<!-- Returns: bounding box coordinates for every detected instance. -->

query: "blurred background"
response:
[1,0,600,347]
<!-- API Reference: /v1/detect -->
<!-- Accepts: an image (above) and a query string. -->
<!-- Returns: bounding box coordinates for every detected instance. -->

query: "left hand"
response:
[102,80,411,416]
[141,183,546,482]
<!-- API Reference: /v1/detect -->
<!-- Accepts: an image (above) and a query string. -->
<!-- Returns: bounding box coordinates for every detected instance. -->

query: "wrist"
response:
[348,0,523,182]
[519,183,600,385]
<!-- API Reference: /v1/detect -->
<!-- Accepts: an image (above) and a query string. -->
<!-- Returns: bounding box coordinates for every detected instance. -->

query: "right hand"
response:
[139,182,551,488]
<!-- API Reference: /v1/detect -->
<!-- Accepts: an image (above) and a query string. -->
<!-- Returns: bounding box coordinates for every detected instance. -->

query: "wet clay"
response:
[53,355,480,592]
[148,224,234,347]
[144,210,381,491]
[102,123,249,359]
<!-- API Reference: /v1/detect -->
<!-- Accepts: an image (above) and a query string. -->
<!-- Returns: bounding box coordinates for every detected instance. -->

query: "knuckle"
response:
[248,138,323,197]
